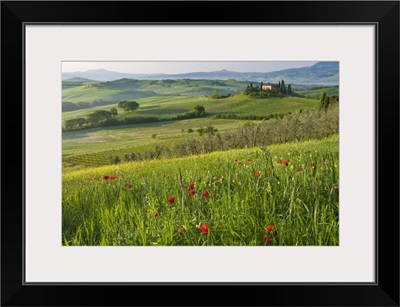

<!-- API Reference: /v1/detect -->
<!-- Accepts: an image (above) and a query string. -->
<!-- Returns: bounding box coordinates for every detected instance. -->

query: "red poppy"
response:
[237,161,242,165]
[334,186,339,193]
[168,196,175,203]
[200,224,208,234]
[278,159,282,164]
[189,189,196,195]
[110,175,117,180]
[266,224,275,233]
[93,177,99,180]
[154,211,159,217]
[103,175,109,180]
[311,162,316,168]
[247,158,253,162]
[178,227,187,235]
[263,235,272,244]
[254,170,260,177]
[188,183,195,190]
[218,178,224,183]
[282,160,289,166]
[202,190,209,197]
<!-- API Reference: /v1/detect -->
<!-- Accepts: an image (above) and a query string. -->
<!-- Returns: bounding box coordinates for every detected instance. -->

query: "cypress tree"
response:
[281,80,286,94]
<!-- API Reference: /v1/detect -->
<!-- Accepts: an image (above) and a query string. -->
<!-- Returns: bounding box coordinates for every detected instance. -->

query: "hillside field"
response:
[62,94,320,122]
[62,79,249,104]
[63,135,339,246]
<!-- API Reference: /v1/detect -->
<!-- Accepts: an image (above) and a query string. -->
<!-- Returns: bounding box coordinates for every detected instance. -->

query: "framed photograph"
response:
[1,1,399,306]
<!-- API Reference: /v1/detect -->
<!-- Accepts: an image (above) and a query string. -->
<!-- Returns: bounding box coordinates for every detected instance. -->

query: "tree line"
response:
[64,100,140,130]
[63,102,207,131]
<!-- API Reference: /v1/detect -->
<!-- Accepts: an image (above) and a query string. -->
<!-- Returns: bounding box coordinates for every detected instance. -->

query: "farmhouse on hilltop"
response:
[261,82,279,91]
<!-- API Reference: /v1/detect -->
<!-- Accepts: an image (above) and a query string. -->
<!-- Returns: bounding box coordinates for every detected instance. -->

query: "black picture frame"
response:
[1,1,399,306]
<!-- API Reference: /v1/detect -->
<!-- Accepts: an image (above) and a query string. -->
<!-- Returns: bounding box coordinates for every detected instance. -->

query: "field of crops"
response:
[62,135,339,246]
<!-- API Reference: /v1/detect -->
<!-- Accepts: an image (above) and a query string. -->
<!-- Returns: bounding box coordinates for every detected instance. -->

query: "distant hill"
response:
[62,79,249,106]
[259,62,338,85]
[62,62,339,85]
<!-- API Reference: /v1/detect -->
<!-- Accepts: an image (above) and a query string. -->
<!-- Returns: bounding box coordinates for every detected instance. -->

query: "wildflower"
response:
[237,161,242,165]
[218,178,224,183]
[110,175,117,180]
[247,158,253,162]
[334,186,339,193]
[200,224,208,234]
[125,183,133,189]
[263,235,272,244]
[178,227,187,235]
[168,196,175,203]
[202,190,209,197]
[188,182,195,190]
[254,170,260,177]
[311,162,316,168]
[266,224,275,233]
[93,177,99,180]
[154,211,159,217]
[103,175,109,180]
[278,159,282,165]
[189,189,196,195]
[265,170,269,176]
[282,160,289,166]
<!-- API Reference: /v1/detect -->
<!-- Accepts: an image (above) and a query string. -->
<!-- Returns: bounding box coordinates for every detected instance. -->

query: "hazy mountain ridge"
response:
[62,62,339,85]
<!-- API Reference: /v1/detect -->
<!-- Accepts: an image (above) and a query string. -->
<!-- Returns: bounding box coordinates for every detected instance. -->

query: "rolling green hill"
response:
[62,79,249,105]
[62,94,319,124]
[295,86,339,99]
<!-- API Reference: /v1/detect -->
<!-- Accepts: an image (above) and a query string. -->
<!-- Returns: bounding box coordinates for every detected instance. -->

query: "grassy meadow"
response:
[63,135,339,246]
[62,76,339,246]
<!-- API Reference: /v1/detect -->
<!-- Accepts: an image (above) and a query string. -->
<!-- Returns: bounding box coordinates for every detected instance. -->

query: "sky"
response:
[62,61,318,74]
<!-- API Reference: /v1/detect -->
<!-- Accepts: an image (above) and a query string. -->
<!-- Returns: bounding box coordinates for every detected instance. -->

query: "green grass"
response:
[201,94,319,116]
[62,135,339,246]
